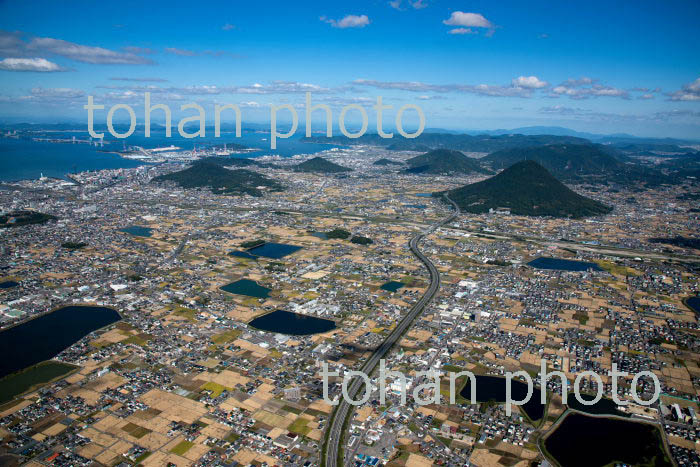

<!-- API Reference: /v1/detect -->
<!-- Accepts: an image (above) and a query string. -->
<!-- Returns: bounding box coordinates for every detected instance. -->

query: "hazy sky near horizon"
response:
[1,0,699,138]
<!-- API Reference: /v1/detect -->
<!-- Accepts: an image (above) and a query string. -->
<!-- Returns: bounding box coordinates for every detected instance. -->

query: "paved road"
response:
[323,194,459,467]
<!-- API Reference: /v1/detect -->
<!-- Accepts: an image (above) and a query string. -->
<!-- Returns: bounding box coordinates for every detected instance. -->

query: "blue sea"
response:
[0,130,338,182]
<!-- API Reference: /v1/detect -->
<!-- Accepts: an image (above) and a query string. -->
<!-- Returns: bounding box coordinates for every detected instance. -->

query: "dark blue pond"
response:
[414,193,433,197]
[405,204,427,209]
[119,226,153,237]
[229,250,259,260]
[460,375,545,421]
[220,279,271,298]
[311,232,328,240]
[566,393,629,417]
[0,306,121,378]
[248,310,336,335]
[686,296,700,317]
[545,413,671,467]
[246,242,302,259]
[528,257,602,272]
[0,281,19,289]
[380,281,405,292]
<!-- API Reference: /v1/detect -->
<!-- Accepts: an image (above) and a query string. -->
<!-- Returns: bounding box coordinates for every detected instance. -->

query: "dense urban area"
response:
[1,131,699,467]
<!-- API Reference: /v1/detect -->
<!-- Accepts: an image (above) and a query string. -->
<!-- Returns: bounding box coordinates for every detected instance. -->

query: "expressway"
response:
[323,194,460,467]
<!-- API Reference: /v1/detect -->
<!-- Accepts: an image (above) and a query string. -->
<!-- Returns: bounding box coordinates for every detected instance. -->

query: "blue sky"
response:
[1,0,699,137]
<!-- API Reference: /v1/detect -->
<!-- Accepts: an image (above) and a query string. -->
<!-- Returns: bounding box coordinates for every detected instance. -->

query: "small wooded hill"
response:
[151,162,283,196]
[405,149,491,175]
[441,160,612,218]
[292,157,352,173]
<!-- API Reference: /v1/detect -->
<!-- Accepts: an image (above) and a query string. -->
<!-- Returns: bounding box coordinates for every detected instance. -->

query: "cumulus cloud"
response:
[0,29,153,65]
[668,77,700,101]
[390,0,428,10]
[443,11,494,35]
[443,11,492,28]
[0,57,66,72]
[512,76,548,89]
[320,15,370,29]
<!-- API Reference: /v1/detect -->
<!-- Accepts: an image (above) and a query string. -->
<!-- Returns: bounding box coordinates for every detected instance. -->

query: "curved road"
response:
[323,194,459,467]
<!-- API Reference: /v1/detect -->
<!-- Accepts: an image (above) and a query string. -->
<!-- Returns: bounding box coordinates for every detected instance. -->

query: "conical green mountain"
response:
[442,160,612,218]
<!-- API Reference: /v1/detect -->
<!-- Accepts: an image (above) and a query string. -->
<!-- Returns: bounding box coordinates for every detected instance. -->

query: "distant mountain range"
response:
[305,133,592,153]
[151,161,283,196]
[405,149,491,175]
[440,160,613,218]
[293,156,352,173]
[481,144,621,179]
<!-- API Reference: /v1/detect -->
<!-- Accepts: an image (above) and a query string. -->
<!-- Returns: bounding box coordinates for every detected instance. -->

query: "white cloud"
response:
[109,77,168,82]
[353,78,540,97]
[0,30,153,65]
[538,105,700,122]
[443,12,492,28]
[122,46,155,55]
[321,15,370,29]
[163,47,239,58]
[448,28,476,35]
[512,76,548,89]
[27,36,152,64]
[0,57,65,72]
[549,77,629,99]
[668,77,700,101]
[389,0,428,10]
[222,23,236,31]
[95,81,338,97]
[30,87,85,98]
[164,47,196,57]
